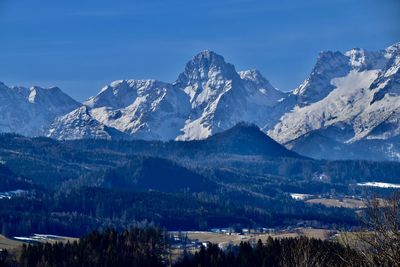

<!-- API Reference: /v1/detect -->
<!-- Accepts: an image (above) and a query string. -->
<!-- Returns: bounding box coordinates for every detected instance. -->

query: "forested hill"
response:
[63,123,304,159]
[0,124,400,237]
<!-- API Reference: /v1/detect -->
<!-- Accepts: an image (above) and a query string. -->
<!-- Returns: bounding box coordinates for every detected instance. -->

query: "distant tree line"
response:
[5,190,400,267]
[176,237,365,267]
[0,186,357,237]
[1,228,368,267]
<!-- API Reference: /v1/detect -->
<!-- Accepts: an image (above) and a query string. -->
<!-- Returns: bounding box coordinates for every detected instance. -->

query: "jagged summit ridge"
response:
[270,42,400,161]
[174,50,240,107]
[64,50,286,141]
[292,44,398,107]
[0,83,80,136]
[83,79,190,140]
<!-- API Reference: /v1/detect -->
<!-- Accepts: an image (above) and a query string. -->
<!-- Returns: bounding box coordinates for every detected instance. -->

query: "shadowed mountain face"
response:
[187,123,303,158]
[58,123,303,161]
[0,123,300,191]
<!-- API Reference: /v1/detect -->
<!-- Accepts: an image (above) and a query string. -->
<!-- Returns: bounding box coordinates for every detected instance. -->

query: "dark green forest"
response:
[1,124,399,237]
[0,228,369,267]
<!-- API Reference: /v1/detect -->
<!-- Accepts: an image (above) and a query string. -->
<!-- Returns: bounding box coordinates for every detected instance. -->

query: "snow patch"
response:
[357,182,400,188]
[290,193,313,200]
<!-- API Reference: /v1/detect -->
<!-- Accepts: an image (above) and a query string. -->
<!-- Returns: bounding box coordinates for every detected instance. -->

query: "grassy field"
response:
[0,235,25,250]
[184,228,332,247]
[2,229,336,264]
[0,234,78,251]
[1,228,332,254]
[168,228,334,261]
[305,197,365,209]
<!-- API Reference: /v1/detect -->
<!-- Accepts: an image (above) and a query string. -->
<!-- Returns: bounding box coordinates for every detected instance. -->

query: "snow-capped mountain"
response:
[1,43,399,161]
[47,106,128,140]
[0,82,80,136]
[51,50,286,141]
[84,79,190,140]
[174,50,286,140]
[269,42,400,161]
[292,47,388,107]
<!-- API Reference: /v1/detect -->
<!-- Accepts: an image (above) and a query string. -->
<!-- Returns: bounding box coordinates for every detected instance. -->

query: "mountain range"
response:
[1,43,399,161]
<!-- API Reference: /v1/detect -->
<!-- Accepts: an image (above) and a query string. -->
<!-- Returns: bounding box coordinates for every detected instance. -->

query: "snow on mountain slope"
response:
[270,42,400,160]
[175,51,285,140]
[85,80,139,109]
[292,51,351,106]
[239,69,291,130]
[85,79,191,140]
[71,51,285,141]
[239,69,287,106]
[174,50,248,140]
[0,82,80,136]
[292,47,389,107]
[47,106,128,140]
[271,70,380,143]
[2,44,399,161]
[360,43,400,141]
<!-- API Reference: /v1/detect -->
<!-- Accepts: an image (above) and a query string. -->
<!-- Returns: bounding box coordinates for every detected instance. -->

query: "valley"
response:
[1,124,399,239]
[1,1,398,265]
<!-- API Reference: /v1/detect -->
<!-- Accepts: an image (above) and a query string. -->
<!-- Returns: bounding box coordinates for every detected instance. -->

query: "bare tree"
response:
[280,237,330,267]
[349,192,400,266]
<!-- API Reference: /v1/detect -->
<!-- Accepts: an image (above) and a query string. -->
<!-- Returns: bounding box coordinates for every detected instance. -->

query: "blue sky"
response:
[0,0,399,101]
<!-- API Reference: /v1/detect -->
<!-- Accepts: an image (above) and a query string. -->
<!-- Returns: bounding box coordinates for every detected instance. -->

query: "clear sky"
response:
[0,0,399,101]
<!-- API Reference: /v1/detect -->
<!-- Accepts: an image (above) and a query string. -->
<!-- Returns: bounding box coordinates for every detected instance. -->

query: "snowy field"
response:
[357,182,400,188]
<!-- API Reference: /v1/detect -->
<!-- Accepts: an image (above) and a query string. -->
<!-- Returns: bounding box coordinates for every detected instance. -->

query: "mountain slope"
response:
[1,43,399,161]
[271,69,381,143]
[175,51,286,140]
[269,42,400,161]
[84,80,191,140]
[190,122,303,158]
[0,82,80,136]
[51,50,286,141]
[100,157,216,193]
[47,106,129,140]
[64,123,303,160]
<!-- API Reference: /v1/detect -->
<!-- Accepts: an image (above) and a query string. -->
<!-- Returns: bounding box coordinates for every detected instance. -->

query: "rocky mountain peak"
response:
[385,42,400,58]
[239,69,268,84]
[293,51,350,106]
[175,50,239,89]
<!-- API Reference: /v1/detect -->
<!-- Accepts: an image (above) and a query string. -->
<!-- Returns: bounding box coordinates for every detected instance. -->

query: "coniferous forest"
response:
[1,128,400,266]
[1,130,399,237]
[0,227,368,267]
